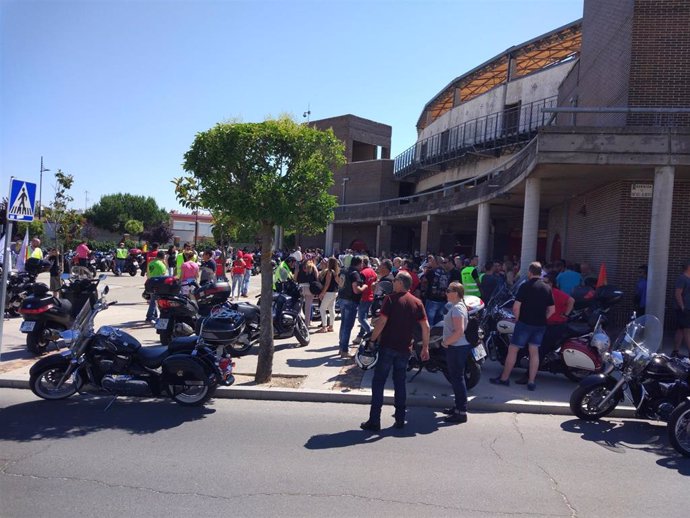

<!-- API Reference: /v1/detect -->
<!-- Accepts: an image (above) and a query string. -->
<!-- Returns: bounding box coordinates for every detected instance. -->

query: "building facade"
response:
[314,0,690,328]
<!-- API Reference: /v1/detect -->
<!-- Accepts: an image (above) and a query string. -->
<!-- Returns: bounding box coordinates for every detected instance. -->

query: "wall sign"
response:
[630,183,653,198]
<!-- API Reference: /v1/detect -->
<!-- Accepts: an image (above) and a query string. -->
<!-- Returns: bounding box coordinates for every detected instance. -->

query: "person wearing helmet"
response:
[360,271,430,432]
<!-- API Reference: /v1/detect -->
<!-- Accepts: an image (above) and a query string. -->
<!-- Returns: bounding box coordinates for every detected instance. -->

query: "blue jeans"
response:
[115,258,125,274]
[146,295,158,320]
[425,299,446,325]
[370,347,410,423]
[356,300,373,338]
[242,270,251,296]
[446,345,471,413]
[338,299,359,353]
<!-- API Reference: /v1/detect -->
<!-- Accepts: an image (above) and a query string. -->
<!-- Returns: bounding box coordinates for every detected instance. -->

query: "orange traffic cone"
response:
[596,262,608,288]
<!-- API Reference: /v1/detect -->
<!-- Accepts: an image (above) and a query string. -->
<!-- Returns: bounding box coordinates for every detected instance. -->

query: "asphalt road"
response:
[1,389,688,518]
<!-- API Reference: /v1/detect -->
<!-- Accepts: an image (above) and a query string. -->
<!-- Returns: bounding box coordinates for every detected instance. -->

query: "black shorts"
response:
[677,309,690,330]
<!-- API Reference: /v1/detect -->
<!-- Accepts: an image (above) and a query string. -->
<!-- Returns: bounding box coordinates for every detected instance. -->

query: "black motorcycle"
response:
[408,298,487,390]
[19,273,104,354]
[570,314,690,421]
[124,249,144,276]
[667,397,690,457]
[93,250,114,273]
[233,279,311,351]
[5,271,38,317]
[29,287,227,407]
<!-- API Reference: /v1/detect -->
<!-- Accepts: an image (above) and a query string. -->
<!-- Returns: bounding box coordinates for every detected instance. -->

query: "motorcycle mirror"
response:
[103,286,110,294]
[99,274,107,281]
[60,273,70,280]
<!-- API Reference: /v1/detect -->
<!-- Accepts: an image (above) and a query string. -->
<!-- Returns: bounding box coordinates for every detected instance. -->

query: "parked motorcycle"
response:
[668,398,690,457]
[19,273,104,354]
[124,248,145,276]
[233,279,311,350]
[29,286,228,407]
[5,271,38,317]
[93,250,114,273]
[570,314,690,421]
[408,295,487,390]
[482,284,623,382]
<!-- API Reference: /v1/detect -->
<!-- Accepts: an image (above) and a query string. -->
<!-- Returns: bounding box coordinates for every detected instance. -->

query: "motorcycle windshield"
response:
[612,314,663,355]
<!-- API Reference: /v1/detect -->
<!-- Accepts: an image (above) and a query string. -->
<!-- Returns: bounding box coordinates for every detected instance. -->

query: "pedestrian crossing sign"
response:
[7,178,37,222]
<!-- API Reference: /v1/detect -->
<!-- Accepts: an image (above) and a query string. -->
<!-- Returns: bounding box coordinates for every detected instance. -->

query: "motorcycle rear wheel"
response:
[294,315,310,347]
[465,359,481,390]
[570,382,619,420]
[668,400,690,458]
[168,380,217,407]
[26,329,49,355]
[30,364,82,400]
[128,266,137,276]
[227,336,253,356]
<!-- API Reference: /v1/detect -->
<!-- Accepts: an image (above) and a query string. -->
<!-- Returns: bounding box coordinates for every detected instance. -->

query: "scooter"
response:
[19,273,104,355]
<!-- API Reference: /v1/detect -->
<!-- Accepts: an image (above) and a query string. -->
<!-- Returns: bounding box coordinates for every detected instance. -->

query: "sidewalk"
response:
[0,271,639,417]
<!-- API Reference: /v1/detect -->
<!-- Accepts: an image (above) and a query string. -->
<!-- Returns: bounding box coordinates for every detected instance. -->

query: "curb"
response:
[0,377,637,418]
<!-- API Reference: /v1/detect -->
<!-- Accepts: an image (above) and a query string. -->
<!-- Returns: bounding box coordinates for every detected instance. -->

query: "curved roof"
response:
[417,19,582,131]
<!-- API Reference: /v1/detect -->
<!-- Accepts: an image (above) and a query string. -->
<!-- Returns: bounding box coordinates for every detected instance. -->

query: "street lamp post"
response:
[341,177,350,205]
[39,156,50,219]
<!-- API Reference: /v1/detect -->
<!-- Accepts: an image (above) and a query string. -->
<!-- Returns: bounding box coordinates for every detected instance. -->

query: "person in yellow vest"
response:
[461,255,480,297]
[115,242,128,276]
[29,238,43,260]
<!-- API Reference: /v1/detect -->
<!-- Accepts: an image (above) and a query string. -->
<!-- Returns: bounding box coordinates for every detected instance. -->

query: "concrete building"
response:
[169,211,214,245]
[312,0,690,328]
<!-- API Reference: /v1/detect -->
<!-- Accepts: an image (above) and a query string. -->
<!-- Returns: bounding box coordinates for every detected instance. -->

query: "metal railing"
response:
[393,96,557,178]
[544,106,690,128]
[335,139,538,223]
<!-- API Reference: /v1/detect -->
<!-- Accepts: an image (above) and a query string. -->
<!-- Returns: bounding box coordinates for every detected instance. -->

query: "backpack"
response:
[464,317,481,347]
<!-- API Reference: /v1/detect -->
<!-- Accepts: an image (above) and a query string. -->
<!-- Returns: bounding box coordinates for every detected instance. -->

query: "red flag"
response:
[596,262,608,288]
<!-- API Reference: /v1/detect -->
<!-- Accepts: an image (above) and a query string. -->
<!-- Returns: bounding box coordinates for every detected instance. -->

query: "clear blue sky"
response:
[1,0,583,213]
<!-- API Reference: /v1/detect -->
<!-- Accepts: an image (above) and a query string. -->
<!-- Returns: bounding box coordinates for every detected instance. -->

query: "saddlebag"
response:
[161,354,209,385]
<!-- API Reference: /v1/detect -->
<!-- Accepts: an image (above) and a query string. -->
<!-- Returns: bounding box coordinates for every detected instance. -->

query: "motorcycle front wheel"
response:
[668,400,690,457]
[30,363,82,400]
[294,315,310,347]
[128,266,137,276]
[570,382,619,420]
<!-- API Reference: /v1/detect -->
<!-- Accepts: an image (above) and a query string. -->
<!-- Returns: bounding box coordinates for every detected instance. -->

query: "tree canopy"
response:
[174,116,345,383]
[86,193,168,232]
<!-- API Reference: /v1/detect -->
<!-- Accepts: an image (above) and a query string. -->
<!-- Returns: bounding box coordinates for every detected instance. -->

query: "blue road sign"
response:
[7,178,37,222]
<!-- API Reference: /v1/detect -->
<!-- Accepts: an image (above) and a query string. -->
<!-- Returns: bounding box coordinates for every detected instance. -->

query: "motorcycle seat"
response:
[234,302,259,322]
[52,297,72,314]
[169,335,199,353]
[136,345,171,368]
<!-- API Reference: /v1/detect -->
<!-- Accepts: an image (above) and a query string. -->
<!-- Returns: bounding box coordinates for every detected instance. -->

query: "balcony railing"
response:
[393,95,557,178]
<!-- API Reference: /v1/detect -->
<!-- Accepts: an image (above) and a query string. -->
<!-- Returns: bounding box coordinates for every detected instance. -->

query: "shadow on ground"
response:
[560,418,690,475]
[0,397,215,442]
[304,406,454,450]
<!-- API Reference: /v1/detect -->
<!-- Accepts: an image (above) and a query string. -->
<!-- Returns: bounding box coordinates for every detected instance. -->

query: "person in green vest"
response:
[273,256,295,290]
[145,250,167,323]
[461,255,481,297]
[115,242,128,276]
[176,243,195,277]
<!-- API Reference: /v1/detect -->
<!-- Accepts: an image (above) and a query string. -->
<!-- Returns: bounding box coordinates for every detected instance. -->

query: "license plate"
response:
[155,318,169,330]
[472,343,487,360]
[20,321,36,332]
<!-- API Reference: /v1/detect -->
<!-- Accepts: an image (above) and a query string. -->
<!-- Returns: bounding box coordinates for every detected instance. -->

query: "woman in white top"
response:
[442,281,470,424]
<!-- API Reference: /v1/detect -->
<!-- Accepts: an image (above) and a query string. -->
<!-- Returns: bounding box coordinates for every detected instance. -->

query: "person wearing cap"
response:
[30,238,43,260]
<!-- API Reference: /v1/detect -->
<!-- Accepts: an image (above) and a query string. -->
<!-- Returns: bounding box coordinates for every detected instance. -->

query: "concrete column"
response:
[324,223,334,257]
[475,203,491,267]
[519,177,541,274]
[646,166,675,326]
[420,216,441,254]
[376,221,392,257]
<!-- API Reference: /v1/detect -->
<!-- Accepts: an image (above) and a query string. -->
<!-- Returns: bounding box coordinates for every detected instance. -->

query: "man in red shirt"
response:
[241,251,254,297]
[142,242,159,277]
[353,257,378,345]
[361,271,430,431]
[401,259,421,298]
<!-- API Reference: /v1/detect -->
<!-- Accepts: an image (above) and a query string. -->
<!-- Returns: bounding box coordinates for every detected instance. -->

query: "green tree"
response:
[86,193,168,232]
[43,170,84,264]
[174,116,345,383]
[124,219,144,235]
[16,219,45,240]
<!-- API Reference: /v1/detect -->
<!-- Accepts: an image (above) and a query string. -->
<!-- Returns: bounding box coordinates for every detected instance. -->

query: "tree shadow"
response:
[288,353,345,369]
[117,320,152,330]
[560,418,690,475]
[304,407,447,450]
[0,397,216,442]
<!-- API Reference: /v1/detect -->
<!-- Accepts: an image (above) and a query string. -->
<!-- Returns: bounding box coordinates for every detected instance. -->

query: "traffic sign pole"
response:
[0,176,15,359]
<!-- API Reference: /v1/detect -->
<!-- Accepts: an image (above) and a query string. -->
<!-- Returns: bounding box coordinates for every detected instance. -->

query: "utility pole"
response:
[39,157,50,219]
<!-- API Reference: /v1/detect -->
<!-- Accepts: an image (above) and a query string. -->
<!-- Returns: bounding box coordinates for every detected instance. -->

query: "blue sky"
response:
[1,0,583,213]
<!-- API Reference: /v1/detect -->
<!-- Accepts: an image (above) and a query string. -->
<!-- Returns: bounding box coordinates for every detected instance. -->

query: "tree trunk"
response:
[255,223,275,384]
